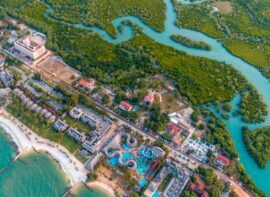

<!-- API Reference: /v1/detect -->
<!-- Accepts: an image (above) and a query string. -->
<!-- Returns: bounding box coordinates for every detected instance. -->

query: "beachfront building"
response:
[82,134,103,153]
[81,113,100,128]
[0,70,13,87]
[67,127,86,142]
[53,119,69,132]
[69,107,83,119]
[119,101,133,112]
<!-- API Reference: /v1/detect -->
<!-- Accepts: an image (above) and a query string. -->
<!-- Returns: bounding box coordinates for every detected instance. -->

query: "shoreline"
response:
[0,110,87,186]
[87,181,115,197]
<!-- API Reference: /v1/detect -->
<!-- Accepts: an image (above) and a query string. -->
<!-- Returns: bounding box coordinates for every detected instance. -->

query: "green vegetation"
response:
[144,102,169,133]
[243,126,270,168]
[63,115,91,134]
[174,0,270,79]
[46,0,166,36]
[7,95,82,154]
[0,0,255,106]
[201,107,238,159]
[170,35,211,50]
[238,87,267,123]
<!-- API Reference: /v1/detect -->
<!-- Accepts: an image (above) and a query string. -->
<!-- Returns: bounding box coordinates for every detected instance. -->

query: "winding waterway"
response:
[4,0,269,195]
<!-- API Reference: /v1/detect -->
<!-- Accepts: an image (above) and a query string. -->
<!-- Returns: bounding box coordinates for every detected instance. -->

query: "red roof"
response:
[144,95,154,104]
[216,154,231,166]
[189,182,196,192]
[79,79,90,88]
[119,101,132,111]
[167,123,180,134]
[0,55,5,62]
[202,191,209,197]
[177,120,190,131]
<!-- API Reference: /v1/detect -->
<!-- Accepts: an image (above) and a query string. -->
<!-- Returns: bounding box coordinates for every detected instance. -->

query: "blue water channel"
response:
[43,0,270,194]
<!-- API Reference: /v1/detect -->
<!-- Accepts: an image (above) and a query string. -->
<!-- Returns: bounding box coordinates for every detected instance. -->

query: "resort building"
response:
[119,101,133,112]
[14,35,46,60]
[82,134,103,153]
[183,139,215,163]
[163,175,189,197]
[69,107,83,119]
[0,70,13,87]
[67,127,86,142]
[53,119,69,132]
[81,113,100,128]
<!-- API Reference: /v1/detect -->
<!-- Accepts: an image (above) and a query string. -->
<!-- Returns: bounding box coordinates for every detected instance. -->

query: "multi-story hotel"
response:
[14,36,46,60]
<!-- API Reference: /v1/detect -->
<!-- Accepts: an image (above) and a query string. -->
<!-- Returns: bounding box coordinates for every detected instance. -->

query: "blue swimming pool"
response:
[136,155,150,175]
[139,178,147,188]
[152,191,159,197]
[122,143,130,150]
[108,154,119,167]
[122,152,134,163]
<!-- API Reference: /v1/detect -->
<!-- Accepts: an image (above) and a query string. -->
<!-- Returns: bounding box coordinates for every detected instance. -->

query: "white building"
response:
[14,35,46,60]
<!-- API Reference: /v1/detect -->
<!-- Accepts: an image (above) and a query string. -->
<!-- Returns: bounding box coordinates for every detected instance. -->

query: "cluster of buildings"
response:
[0,55,13,87]
[13,88,57,122]
[143,162,189,197]
[68,107,115,154]
[118,94,155,112]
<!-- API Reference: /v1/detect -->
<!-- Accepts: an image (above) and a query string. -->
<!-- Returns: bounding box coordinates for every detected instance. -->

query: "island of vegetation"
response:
[170,35,211,50]
[243,126,270,169]
[238,87,267,123]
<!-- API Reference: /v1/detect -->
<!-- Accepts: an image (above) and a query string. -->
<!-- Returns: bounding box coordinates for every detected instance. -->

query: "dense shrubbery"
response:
[238,87,267,123]
[243,126,270,168]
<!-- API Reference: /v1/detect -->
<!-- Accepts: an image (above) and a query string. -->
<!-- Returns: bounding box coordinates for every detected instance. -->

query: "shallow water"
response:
[0,129,107,197]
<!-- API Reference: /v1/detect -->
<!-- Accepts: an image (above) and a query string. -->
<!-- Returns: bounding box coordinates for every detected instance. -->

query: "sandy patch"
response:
[211,1,233,14]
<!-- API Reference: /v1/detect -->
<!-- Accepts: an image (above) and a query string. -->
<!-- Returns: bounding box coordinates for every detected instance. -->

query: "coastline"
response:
[0,109,87,186]
[87,181,115,197]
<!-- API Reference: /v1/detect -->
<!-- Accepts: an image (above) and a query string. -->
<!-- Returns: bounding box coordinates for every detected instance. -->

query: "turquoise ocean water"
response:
[0,129,107,197]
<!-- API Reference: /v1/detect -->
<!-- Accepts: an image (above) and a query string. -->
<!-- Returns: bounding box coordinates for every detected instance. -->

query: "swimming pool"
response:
[122,152,134,163]
[152,191,159,197]
[136,155,151,175]
[122,143,131,150]
[139,178,147,188]
[108,151,134,166]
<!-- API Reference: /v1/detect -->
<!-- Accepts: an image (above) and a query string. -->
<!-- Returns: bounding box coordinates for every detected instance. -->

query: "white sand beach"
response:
[0,110,88,186]
[87,181,115,197]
